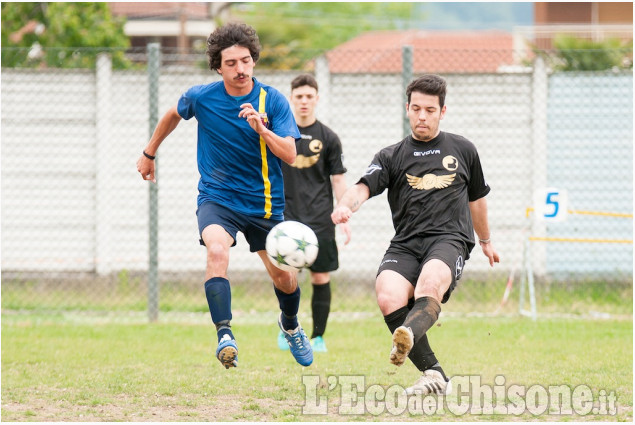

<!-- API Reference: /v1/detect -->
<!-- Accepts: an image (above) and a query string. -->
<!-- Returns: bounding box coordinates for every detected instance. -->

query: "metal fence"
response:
[1,46,632,321]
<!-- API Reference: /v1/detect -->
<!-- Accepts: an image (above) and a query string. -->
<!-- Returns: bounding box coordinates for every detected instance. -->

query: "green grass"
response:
[2,272,632,316]
[1,315,632,421]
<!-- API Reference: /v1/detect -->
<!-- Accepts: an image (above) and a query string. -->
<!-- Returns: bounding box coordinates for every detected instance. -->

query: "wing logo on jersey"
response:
[406,173,456,190]
[291,154,320,169]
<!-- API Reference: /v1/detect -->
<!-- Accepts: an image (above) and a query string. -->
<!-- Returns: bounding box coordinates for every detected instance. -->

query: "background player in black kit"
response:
[278,74,351,353]
[332,75,499,394]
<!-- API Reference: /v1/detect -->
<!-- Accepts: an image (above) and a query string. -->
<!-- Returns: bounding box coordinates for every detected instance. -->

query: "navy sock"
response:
[274,285,300,330]
[204,277,233,342]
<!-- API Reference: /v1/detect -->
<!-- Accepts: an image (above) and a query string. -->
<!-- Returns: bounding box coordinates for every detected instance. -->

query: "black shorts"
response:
[196,201,281,252]
[377,235,469,304]
[309,237,339,273]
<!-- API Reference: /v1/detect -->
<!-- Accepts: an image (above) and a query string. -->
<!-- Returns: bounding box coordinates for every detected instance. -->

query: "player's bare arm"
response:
[331,174,352,244]
[137,105,182,183]
[331,183,370,224]
[469,197,500,266]
[239,103,297,164]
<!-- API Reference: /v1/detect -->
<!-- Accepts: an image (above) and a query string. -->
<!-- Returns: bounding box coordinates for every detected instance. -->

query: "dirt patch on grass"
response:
[1,394,301,422]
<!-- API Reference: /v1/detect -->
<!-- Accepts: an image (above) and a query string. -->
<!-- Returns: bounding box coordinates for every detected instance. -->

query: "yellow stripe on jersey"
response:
[259,87,272,219]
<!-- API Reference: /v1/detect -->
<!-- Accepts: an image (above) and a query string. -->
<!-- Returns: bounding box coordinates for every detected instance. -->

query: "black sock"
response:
[403,296,441,344]
[274,285,300,330]
[311,282,331,339]
[429,362,448,381]
[384,305,443,374]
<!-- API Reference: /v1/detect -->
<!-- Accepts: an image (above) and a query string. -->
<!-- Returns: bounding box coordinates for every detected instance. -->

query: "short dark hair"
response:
[291,74,318,92]
[206,23,261,71]
[406,74,447,108]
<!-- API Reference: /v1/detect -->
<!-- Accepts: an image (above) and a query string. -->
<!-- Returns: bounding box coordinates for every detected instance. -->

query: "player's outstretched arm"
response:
[331,183,370,225]
[239,103,296,164]
[331,174,352,244]
[469,197,500,266]
[137,105,182,183]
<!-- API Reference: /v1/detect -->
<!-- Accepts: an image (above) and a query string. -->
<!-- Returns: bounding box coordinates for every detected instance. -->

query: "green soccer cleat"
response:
[310,336,327,353]
[277,330,290,351]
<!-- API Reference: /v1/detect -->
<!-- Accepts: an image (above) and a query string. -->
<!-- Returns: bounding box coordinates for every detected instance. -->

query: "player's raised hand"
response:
[331,206,352,225]
[239,103,266,134]
[338,221,352,245]
[137,154,156,183]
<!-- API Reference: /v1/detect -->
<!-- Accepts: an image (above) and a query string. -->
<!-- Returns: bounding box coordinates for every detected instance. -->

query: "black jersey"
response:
[359,131,490,251]
[282,120,347,238]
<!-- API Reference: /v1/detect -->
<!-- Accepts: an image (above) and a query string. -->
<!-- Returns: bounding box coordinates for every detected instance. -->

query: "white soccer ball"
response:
[266,221,319,272]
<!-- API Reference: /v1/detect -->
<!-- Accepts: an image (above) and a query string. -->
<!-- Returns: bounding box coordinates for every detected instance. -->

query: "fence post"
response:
[401,45,413,138]
[531,56,548,278]
[147,43,160,322]
[315,54,330,124]
[95,53,112,275]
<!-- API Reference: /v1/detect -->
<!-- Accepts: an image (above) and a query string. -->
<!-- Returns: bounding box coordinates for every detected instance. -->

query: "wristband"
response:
[479,238,491,244]
[143,150,156,160]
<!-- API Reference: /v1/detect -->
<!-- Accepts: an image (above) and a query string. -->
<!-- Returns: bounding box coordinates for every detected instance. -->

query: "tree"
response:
[545,35,633,72]
[1,2,131,69]
[231,2,416,69]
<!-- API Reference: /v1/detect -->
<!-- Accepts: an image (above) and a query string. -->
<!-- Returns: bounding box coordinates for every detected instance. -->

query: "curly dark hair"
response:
[206,23,261,71]
[406,74,447,108]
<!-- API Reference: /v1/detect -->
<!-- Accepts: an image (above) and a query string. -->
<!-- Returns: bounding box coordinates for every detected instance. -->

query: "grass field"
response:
[2,271,632,316]
[1,313,632,421]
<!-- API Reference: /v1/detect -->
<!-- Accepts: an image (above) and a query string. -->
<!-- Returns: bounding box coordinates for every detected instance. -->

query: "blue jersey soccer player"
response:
[137,23,313,368]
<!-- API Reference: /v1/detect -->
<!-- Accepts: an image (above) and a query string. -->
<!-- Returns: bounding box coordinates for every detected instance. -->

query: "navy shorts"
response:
[377,235,469,304]
[309,237,339,273]
[196,201,281,252]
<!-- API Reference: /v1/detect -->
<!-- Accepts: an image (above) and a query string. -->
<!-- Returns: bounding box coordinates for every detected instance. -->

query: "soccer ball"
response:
[266,221,319,272]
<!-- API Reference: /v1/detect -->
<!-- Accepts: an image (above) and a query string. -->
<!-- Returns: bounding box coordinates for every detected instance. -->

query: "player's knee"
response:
[415,276,448,301]
[270,269,296,292]
[376,290,404,315]
[206,242,228,265]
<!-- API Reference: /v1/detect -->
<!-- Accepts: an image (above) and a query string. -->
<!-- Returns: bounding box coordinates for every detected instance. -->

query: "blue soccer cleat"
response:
[278,314,313,366]
[216,334,238,369]
[277,330,290,351]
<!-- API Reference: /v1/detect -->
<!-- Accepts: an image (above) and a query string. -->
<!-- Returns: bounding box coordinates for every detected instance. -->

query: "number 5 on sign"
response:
[533,188,568,222]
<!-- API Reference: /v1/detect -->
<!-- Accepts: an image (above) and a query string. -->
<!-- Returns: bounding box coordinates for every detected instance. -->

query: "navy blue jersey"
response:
[359,131,490,250]
[178,78,300,220]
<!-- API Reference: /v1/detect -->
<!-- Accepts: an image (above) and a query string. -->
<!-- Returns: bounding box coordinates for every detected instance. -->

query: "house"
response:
[108,2,221,51]
[325,30,517,74]
[524,2,633,49]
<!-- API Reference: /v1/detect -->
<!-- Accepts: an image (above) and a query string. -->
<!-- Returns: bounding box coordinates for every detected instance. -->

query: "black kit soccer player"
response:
[278,74,351,353]
[137,23,313,369]
[332,74,500,394]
